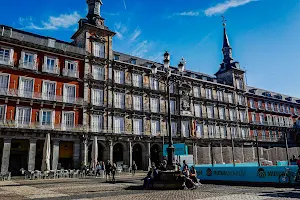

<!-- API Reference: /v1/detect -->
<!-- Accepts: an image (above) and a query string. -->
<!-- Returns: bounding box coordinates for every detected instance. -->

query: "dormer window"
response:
[286,97,292,101]
[114,55,120,61]
[93,42,105,58]
[147,63,152,68]
[131,59,137,65]
[249,89,256,94]
[274,94,282,100]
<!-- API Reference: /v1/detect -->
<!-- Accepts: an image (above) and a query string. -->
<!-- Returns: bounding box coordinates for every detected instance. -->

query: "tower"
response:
[215,16,245,89]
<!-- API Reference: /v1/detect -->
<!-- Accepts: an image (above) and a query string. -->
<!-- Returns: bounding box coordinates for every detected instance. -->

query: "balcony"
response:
[63,68,78,78]
[0,88,84,105]
[42,64,60,75]
[0,120,85,132]
[0,58,13,66]
[18,61,37,70]
[250,120,291,127]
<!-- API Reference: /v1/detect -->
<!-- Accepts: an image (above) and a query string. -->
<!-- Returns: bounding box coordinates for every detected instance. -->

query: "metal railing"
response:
[250,120,292,127]
[0,88,84,105]
[0,58,13,66]
[18,61,37,70]
[63,68,78,78]
[42,64,60,74]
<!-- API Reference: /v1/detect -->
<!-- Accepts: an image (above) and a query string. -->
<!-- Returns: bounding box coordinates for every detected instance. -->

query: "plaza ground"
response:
[0,173,299,200]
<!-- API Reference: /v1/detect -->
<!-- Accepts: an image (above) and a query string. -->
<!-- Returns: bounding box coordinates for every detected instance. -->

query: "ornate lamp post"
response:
[151,52,185,170]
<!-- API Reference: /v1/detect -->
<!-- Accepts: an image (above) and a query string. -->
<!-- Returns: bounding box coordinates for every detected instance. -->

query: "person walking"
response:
[111,163,117,183]
[95,162,101,177]
[105,160,112,182]
[100,161,105,178]
[132,161,137,176]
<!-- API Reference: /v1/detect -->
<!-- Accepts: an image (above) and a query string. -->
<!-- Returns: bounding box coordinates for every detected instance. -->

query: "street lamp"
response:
[151,52,185,170]
[254,131,260,167]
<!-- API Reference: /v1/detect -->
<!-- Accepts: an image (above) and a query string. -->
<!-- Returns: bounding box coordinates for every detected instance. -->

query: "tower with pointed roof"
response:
[215,17,245,89]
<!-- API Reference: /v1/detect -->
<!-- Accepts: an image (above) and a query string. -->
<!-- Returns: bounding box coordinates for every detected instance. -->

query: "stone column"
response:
[129,141,133,168]
[1,138,11,174]
[81,140,88,166]
[109,140,113,163]
[73,141,80,168]
[52,140,60,170]
[147,142,151,170]
[193,143,198,165]
[28,139,37,171]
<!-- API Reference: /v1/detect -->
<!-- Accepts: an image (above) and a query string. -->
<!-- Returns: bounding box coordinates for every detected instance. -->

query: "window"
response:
[220,126,226,138]
[208,125,215,138]
[287,105,290,113]
[241,128,247,139]
[0,73,9,95]
[262,130,266,140]
[171,122,177,137]
[170,100,176,114]
[43,56,58,74]
[240,111,246,122]
[114,116,124,134]
[217,90,223,101]
[91,89,104,106]
[271,102,275,111]
[19,77,34,98]
[151,120,160,136]
[205,88,212,99]
[0,105,6,122]
[258,100,262,108]
[219,107,225,119]
[93,42,105,58]
[238,95,244,105]
[250,99,255,108]
[114,92,125,109]
[133,95,142,111]
[193,86,200,98]
[294,107,298,115]
[132,74,142,87]
[169,82,174,93]
[63,61,78,78]
[265,101,269,110]
[150,98,159,113]
[259,114,264,124]
[236,79,243,89]
[16,107,31,126]
[62,112,75,130]
[63,84,76,103]
[228,93,233,103]
[0,47,12,65]
[133,119,143,135]
[231,127,237,138]
[114,55,120,60]
[131,59,137,65]
[114,70,125,84]
[150,77,158,90]
[181,121,190,137]
[229,109,235,121]
[194,104,201,117]
[282,104,286,113]
[92,65,105,80]
[207,106,213,118]
[20,52,37,70]
[40,110,54,128]
[195,123,203,138]
[42,81,56,101]
[251,113,256,123]
[91,115,103,132]
[276,104,280,112]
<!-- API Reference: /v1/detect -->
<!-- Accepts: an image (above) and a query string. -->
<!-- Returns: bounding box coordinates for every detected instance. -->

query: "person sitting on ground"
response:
[105,160,112,182]
[159,160,167,171]
[190,166,202,185]
[181,166,198,189]
[175,160,181,171]
[183,160,188,170]
[143,167,154,189]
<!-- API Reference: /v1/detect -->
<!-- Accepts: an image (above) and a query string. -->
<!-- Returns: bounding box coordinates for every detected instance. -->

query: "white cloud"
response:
[130,27,141,42]
[205,0,257,16]
[131,40,149,57]
[114,22,127,40]
[147,53,163,63]
[20,12,81,30]
[175,11,200,17]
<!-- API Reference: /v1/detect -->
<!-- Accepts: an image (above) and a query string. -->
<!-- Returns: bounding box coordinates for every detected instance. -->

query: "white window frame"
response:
[217,90,224,101]
[42,80,56,101]
[91,88,104,106]
[132,73,142,88]
[250,99,255,108]
[114,92,125,109]
[93,42,105,58]
[133,95,142,111]
[170,100,176,115]
[228,93,233,103]
[0,46,13,65]
[90,114,103,132]
[63,83,76,103]
[15,106,32,127]
[219,107,225,120]
[193,86,200,98]
[92,65,105,80]
[133,118,143,135]
[63,60,78,78]
[114,70,125,84]
[0,73,10,95]
[181,121,190,138]
[150,98,159,113]
[207,105,213,118]
[195,123,203,138]
[114,116,125,134]
[62,111,75,130]
[18,76,35,98]
[40,109,55,128]
[194,104,201,117]
[0,105,7,122]
[150,77,158,90]
[43,56,59,74]
[151,120,160,136]
[258,100,262,108]
[171,121,177,137]
[205,88,212,99]
[20,51,37,70]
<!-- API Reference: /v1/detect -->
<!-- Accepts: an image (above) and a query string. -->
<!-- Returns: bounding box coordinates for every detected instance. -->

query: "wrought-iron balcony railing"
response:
[63,68,78,78]
[250,120,292,127]
[0,120,85,132]
[0,58,13,66]
[42,64,60,75]
[0,88,84,105]
[18,61,37,70]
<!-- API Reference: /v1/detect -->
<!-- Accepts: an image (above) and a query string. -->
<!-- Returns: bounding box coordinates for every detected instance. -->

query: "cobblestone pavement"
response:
[0,173,299,200]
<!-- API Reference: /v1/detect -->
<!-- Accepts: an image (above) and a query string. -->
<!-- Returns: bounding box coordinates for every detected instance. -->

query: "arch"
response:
[9,139,29,176]
[150,144,162,167]
[132,143,143,170]
[113,143,124,164]
[88,141,106,165]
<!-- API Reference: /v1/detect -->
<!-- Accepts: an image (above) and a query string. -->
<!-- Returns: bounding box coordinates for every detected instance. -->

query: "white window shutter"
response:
[55,58,59,68]
[63,84,66,102]
[9,49,14,65]
[34,54,38,68]
[52,111,55,128]
[39,110,43,126]
[65,60,68,69]
[20,51,25,63]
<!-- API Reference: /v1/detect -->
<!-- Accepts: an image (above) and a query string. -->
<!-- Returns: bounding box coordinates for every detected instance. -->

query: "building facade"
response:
[0,0,299,174]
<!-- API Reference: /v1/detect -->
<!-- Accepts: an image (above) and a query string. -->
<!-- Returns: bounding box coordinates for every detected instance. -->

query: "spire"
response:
[221,16,233,63]
[223,27,230,48]
[87,0,103,18]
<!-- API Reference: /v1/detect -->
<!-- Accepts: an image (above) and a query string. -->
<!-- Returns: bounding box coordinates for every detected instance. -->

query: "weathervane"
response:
[222,16,227,27]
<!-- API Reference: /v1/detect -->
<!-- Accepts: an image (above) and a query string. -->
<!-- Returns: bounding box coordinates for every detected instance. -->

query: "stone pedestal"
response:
[1,138,11,174]
[28,139,37,171]
[152,171,183,190]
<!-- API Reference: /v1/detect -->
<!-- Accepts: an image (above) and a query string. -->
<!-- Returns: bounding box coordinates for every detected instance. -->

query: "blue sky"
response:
[1,0,300,97]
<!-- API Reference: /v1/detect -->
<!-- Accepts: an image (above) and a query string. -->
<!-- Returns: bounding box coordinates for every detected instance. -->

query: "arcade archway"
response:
[113,143,124,164]
[132,144,143,170]
[88,142,105,165]
[150,144,161,167]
